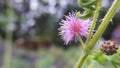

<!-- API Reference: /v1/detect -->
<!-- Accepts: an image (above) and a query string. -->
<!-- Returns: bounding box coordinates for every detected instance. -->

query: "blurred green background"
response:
[0,0,120,68]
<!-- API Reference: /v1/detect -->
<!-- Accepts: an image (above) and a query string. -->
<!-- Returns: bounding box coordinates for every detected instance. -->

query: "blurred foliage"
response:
[7,46,120,68]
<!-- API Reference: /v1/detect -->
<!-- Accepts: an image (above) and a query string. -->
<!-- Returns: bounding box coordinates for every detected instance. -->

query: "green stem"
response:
[87,0,120,50]
[75,1,102,68]
[75,0,120,68]
[78,36,85,49]
[85,0,102,46]
[75,52,88,68]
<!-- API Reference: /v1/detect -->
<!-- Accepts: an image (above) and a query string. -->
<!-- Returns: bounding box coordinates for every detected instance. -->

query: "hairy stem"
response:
[75,0,120,68]
[75,52,88,68]
[85,0,102,46]
[87,0,120,50]
[78,35,85,49]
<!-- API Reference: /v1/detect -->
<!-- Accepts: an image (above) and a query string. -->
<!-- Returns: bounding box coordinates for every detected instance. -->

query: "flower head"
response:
[59,12,91,44]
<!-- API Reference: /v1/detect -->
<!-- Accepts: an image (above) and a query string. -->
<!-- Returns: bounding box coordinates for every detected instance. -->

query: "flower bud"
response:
[100,40,118,55]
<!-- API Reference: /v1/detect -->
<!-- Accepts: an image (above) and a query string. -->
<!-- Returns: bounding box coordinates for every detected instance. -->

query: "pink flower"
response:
[59,12,91,44]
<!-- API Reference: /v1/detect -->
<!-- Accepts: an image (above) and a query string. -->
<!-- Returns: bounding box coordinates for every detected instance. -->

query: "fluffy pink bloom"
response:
[59,12,91,44]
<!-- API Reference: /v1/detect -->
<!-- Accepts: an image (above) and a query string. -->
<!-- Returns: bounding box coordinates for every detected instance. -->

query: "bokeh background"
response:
[0,0,120,68]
